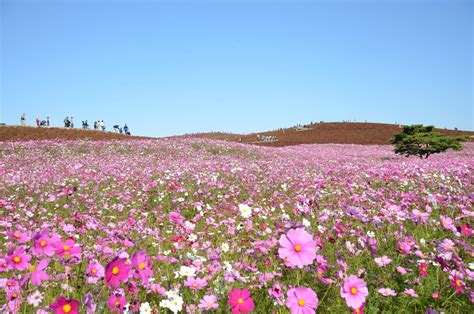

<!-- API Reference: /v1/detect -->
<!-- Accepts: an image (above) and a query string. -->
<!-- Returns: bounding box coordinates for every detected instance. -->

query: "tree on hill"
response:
[390,125,468,159]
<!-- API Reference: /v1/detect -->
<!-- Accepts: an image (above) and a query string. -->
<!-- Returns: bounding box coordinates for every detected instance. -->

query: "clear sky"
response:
[1,0,472,137]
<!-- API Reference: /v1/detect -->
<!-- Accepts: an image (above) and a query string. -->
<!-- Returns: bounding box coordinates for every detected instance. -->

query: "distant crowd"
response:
[20,113,131,135]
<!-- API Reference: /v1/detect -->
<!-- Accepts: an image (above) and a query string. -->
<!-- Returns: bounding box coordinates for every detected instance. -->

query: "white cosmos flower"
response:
[139,302,152,314]
[239,204,252,218]
[221,242,230,253]
[178,266,196,277]
[302,218,311,228]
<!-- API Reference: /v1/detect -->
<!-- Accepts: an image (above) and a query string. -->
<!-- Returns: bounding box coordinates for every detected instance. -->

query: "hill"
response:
[0,125,148,141]
[181,122,474,146]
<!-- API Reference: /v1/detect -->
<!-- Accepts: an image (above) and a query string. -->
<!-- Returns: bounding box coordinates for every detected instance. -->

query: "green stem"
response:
[319,284,332,305]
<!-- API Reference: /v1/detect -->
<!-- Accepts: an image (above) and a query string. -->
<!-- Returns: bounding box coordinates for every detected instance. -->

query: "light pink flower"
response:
[286,287,318,314]
[278,228,317,268]
[374,256,392,267]
[378,288,396,296]
[340,275,368,309]
[199,295,219,310]
[184,277,207,290]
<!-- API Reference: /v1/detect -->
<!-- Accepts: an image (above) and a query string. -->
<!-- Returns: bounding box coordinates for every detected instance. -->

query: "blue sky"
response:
[1,0,472,136]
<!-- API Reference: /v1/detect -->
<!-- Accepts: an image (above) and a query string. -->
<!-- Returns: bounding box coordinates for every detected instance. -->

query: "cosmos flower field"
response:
[0,139,473,313]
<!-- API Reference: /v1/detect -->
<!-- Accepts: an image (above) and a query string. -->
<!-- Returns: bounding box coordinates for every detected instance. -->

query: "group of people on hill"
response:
[113,124,130,135]
[93,120,106,131]
[23,113,50,127]
[64,116,74,128]
[20,113,131,135]
[33,116,50,126]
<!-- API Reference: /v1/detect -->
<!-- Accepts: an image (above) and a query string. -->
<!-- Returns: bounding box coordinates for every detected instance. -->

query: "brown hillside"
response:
[183,122,474,146]
[0,125,148,142]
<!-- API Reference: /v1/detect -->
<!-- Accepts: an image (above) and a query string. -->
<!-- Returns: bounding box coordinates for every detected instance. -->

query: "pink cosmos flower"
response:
[440,216,456,232]
[7,230,29,243]
[50,296,80,314]
[228,288,255,314]
[419,262,428,277]
[412,210,428,222]
[374,256,392,267]
[31,259,50,286]
[340,275,368,310]
[450,272,464,293]
[7,246,31,271]
[87,262,105,278]
[199,295,219,310]
[0,258,10,273]
[461,223,472,236]
[278,228,317,268]
[377,288,396,296]
[396,266,407,275]
[286,287,319,314]
[32,229,59,257]
[403,288,419,298]
[130,251,153,283]
[105,257,131,288]
[54,239,82,258]
[184,277,207,290]
[107,295,126,313]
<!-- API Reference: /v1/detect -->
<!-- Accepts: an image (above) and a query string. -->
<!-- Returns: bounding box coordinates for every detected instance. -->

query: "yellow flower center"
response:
[115,301,121,308]
[193,283,198,287]
[139,262,146,270]
[63,245,70,251]
[40,241,46,247]
[298,299,305,306]
[112,266,119,275]
[12,292,18,298]
[92,269,97,274]
[238,298,244,304]
[14,234,20,238]
[63,304,71,313]
[455,280,461,287]
[294,245,301,252]
[29,265,36,272]
[13,256,21,263]
[351,287,358,295]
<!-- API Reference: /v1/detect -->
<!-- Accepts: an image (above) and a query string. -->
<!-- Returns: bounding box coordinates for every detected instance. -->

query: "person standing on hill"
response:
[46,117,50,126]
[21,113,26,126]
[36,117,40,126]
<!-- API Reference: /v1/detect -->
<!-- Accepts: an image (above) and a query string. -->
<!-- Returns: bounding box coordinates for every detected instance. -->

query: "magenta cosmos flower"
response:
[228,288,255,314]
[107,294,126,313]
[340,275,368,310]
[105,257,131,288]
[7,246,31,271]
[278,228,317,268]
[286,287,319,314]
[50,296,80,314]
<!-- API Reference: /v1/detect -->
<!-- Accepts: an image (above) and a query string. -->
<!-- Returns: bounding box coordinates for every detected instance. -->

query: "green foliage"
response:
[390,125,468,159]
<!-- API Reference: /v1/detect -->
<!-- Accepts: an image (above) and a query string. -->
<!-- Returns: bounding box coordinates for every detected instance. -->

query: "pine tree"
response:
[390,125,468,159]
